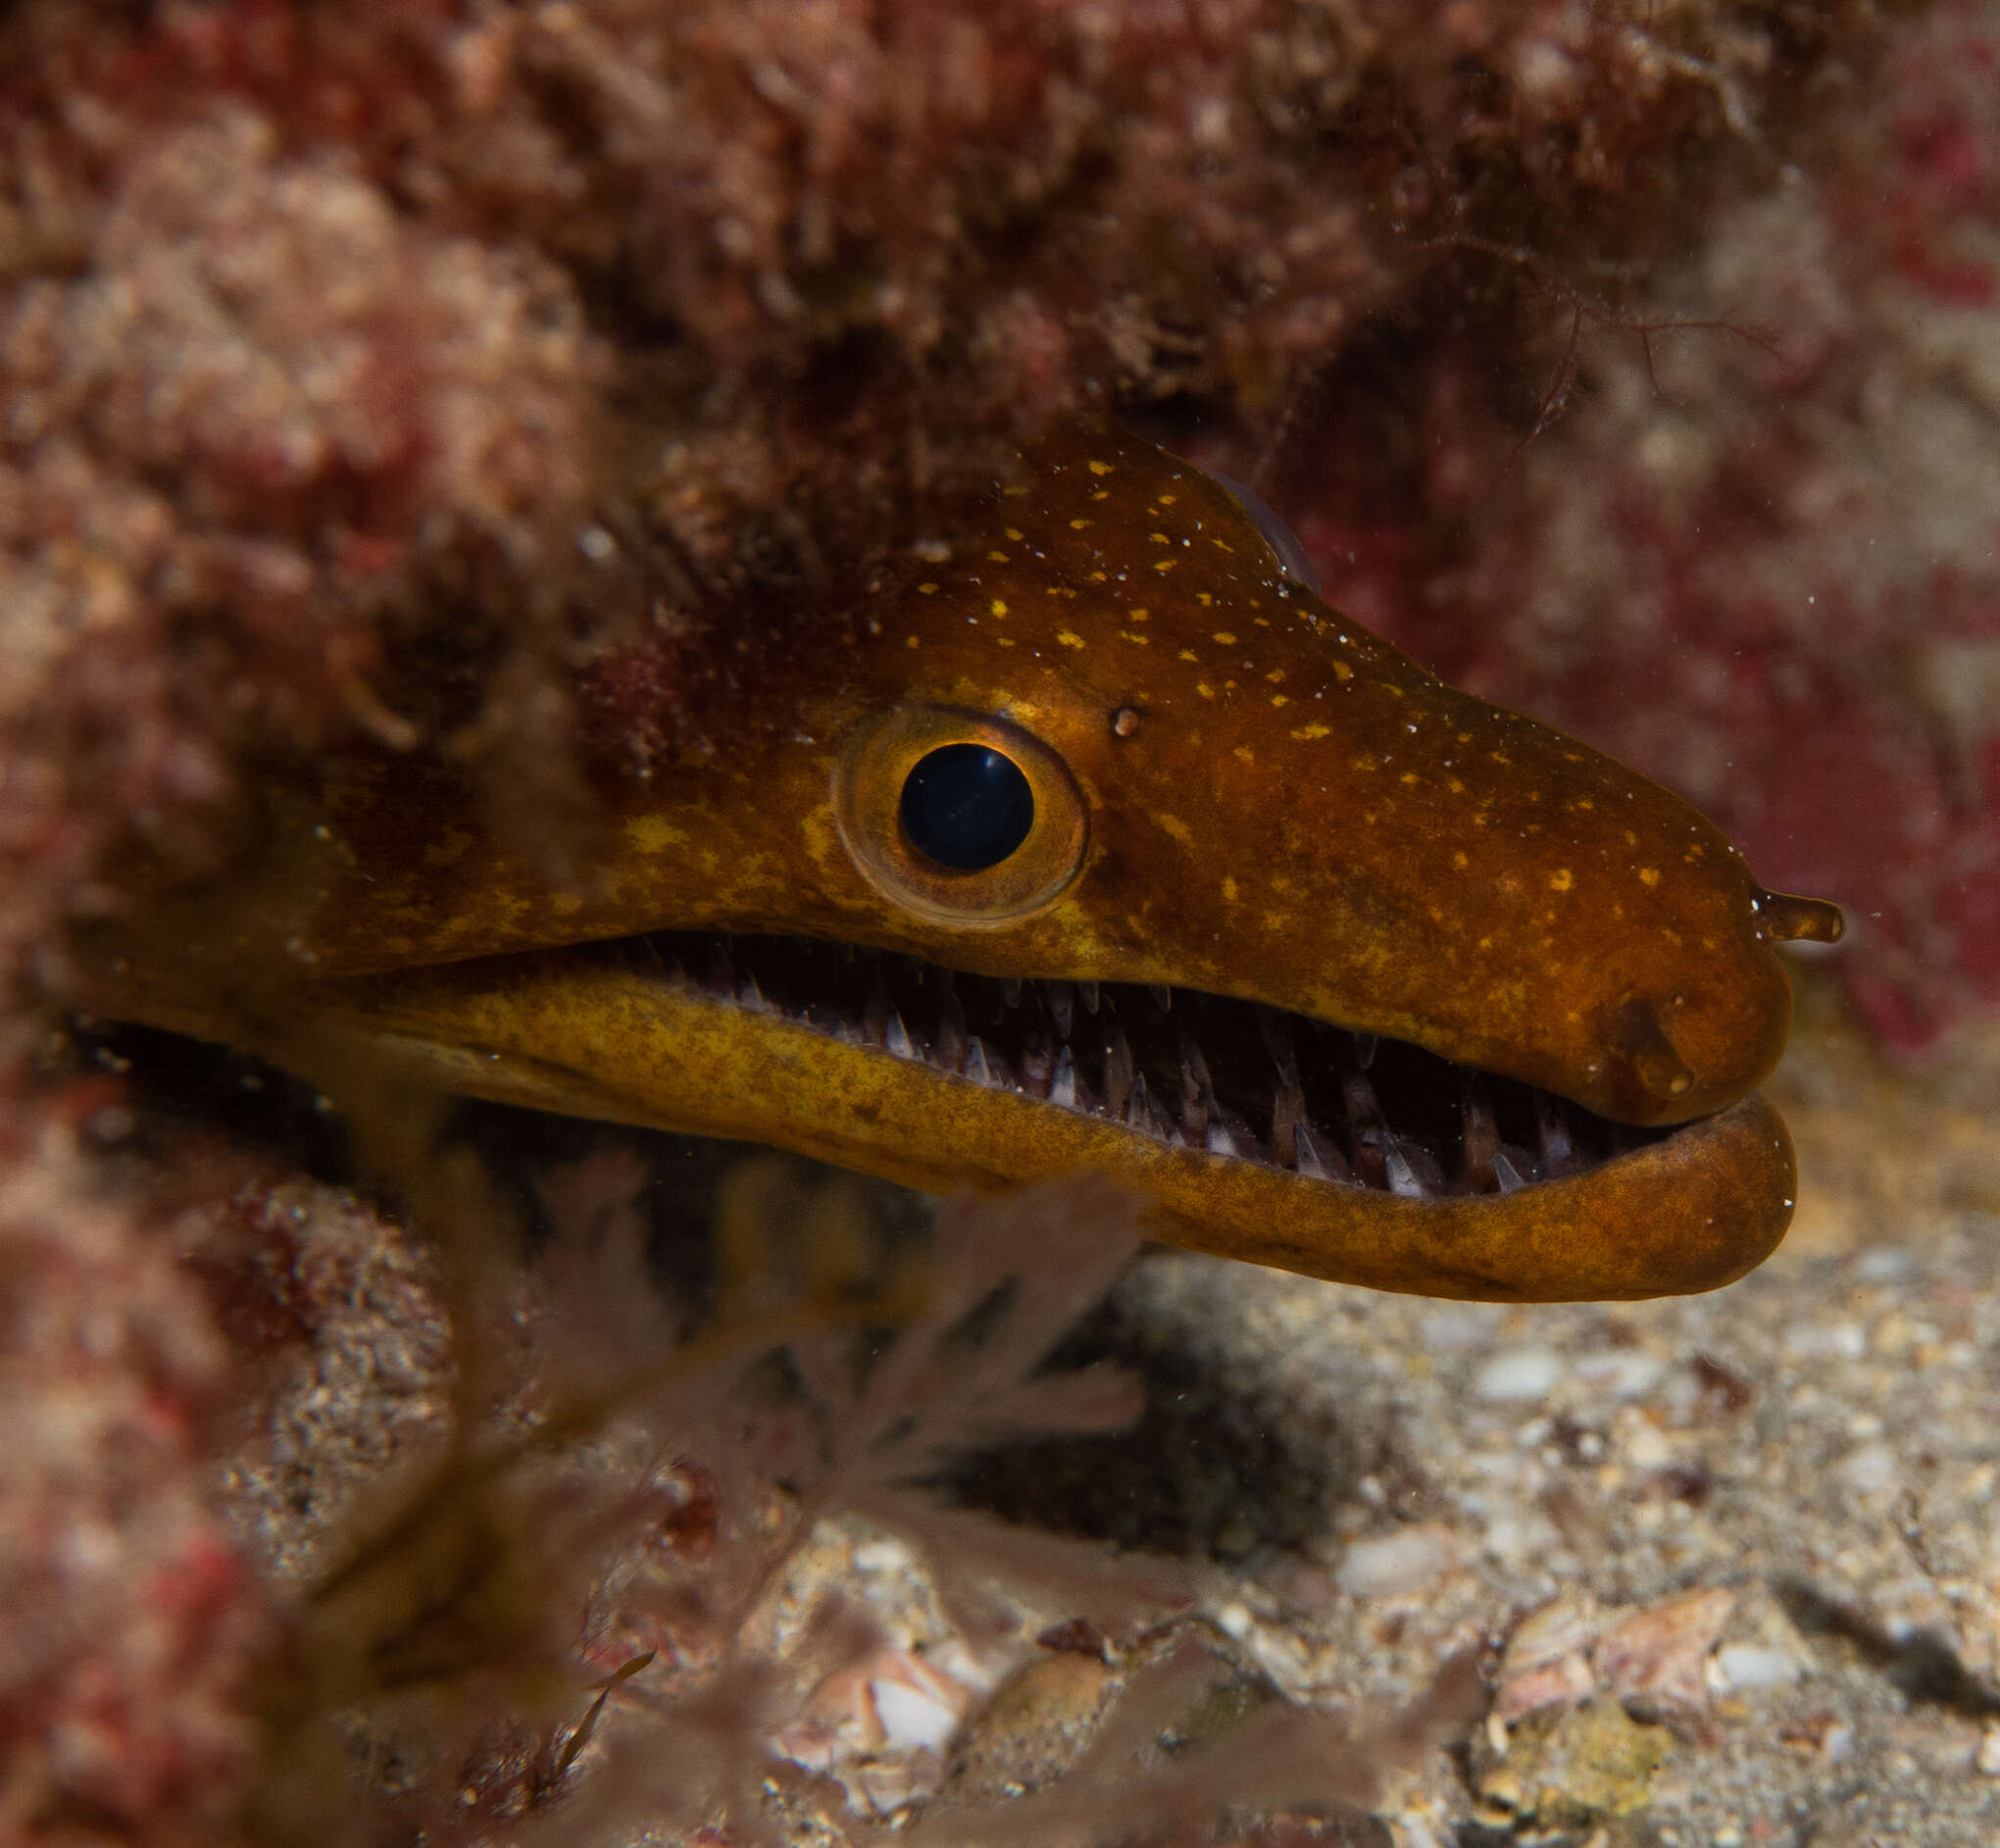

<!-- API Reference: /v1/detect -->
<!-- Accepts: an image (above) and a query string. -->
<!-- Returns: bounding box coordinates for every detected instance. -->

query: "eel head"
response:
[100,424,1842,1302]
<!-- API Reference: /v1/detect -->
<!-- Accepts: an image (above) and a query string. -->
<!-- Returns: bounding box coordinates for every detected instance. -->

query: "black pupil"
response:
[899,745,1035,872]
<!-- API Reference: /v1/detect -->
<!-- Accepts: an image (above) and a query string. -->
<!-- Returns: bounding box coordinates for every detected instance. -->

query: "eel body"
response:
[100,424,1842,1302]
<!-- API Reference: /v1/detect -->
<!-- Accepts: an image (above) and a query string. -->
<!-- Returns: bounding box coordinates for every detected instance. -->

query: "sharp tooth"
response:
[1536,1094,1576,1176]
[937,981,969,1072]
[1076,979,1100,1014]
[1102,1014,1134,1118]
[1149,983,1174,1013]
[1293,1122,1352,1183]
[1353,1030,1377,1071]
[1125,1071,1158,1135]
[886,1011,917,1060]
[1494,1149,1528,1194]
[1177,1029,1213,1148]
[737,972,768,1013]
[1271,1074,1306,1168]
[1050,1046,1078,1108]
[1341,1071,1388,1182]
[964,1037,995,1086]
[1383,1138,1425,1198]
[1460,1074,1499,1192]
[1047,980,1074,1040]
[1206,1117,1239,1157]
[1019,1040,1053,1098]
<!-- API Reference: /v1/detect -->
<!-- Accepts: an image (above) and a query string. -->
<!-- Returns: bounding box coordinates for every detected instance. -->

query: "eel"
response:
[95,422,1842,1303]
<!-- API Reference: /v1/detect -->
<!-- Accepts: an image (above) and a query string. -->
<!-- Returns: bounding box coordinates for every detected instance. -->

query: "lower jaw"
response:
[279,945,1798,1304]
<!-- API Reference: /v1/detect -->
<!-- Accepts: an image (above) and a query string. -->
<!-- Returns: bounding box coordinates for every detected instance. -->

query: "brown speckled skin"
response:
[114,425,1825,1301]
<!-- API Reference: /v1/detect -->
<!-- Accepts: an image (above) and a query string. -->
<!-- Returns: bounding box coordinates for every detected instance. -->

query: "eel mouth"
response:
[596,927,1672,1201]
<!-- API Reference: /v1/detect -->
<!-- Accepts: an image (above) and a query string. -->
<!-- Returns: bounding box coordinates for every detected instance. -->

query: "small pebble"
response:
[874,1677,960,1751]
[1335,1523,1461,1596]
[1474,1347,1565,1402]
[1838,1443,1897,1494]
[1713,1643,1803,1692]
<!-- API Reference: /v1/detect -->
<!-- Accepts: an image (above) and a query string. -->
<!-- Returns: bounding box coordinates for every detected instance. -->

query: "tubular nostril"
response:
[1753,885,1846,946]
[1614,998,1696,1105]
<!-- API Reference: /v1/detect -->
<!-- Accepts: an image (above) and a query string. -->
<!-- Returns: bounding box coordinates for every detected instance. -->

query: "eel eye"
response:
[1211,473,1324,597]
[836,707,1087,924]
[900,743,1034,871]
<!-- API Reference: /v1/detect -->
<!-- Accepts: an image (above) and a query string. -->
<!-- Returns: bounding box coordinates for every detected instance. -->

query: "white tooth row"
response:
[675,940,1577,1198]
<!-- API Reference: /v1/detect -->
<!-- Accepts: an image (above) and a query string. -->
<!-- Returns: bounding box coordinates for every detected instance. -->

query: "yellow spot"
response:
[987,549,1010,562]
[1002,484,1030,497]
[1056,630,1085,649]
[1004,526,1025,541]
[1383,684,1406,699]
[1252,615,1270,626]
[1263,910,1293,934]
[1196,682,1216,700]
[1213,630,1237,645]
[1092,489,1110,501]
[1127,608,1148,622]
[1153,559,1177,574]
[1232,745,1255,764]
[1477,935,1492,950]
[1120,630,1150,645]
[1088,570,1107,582]
[1457,731,1473,744]
[1153,811,1193,845]
[1446,776,1465,794]
[1150,531,1171,544]
[1638,867,1662,887]
[1291,724,1329,741]
[1452,851,1469,871]
[989,598,1008,616]
[1331,661,1353,681]
[1625,829,1639,847]
[1196,590,1214,607]
[1070,518,1094,529]
[1352,754,1377,773]
[1211,536,1237,555]
[1266,668,1285,682]
[1549,869,1574,892]
[1400,771,1419,784]
[1088,459,1114,475]
[906,634,921,648]
[1158,492,1176,504]
[625,815,687,854]
[1271,693,1289,707]
[1683,844,1706,862]
[996,636,1017,648]
[1179,649,1199,663]
[1574,798,1594,811]
[1488,750,1511,765]
[917,581,939,594]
